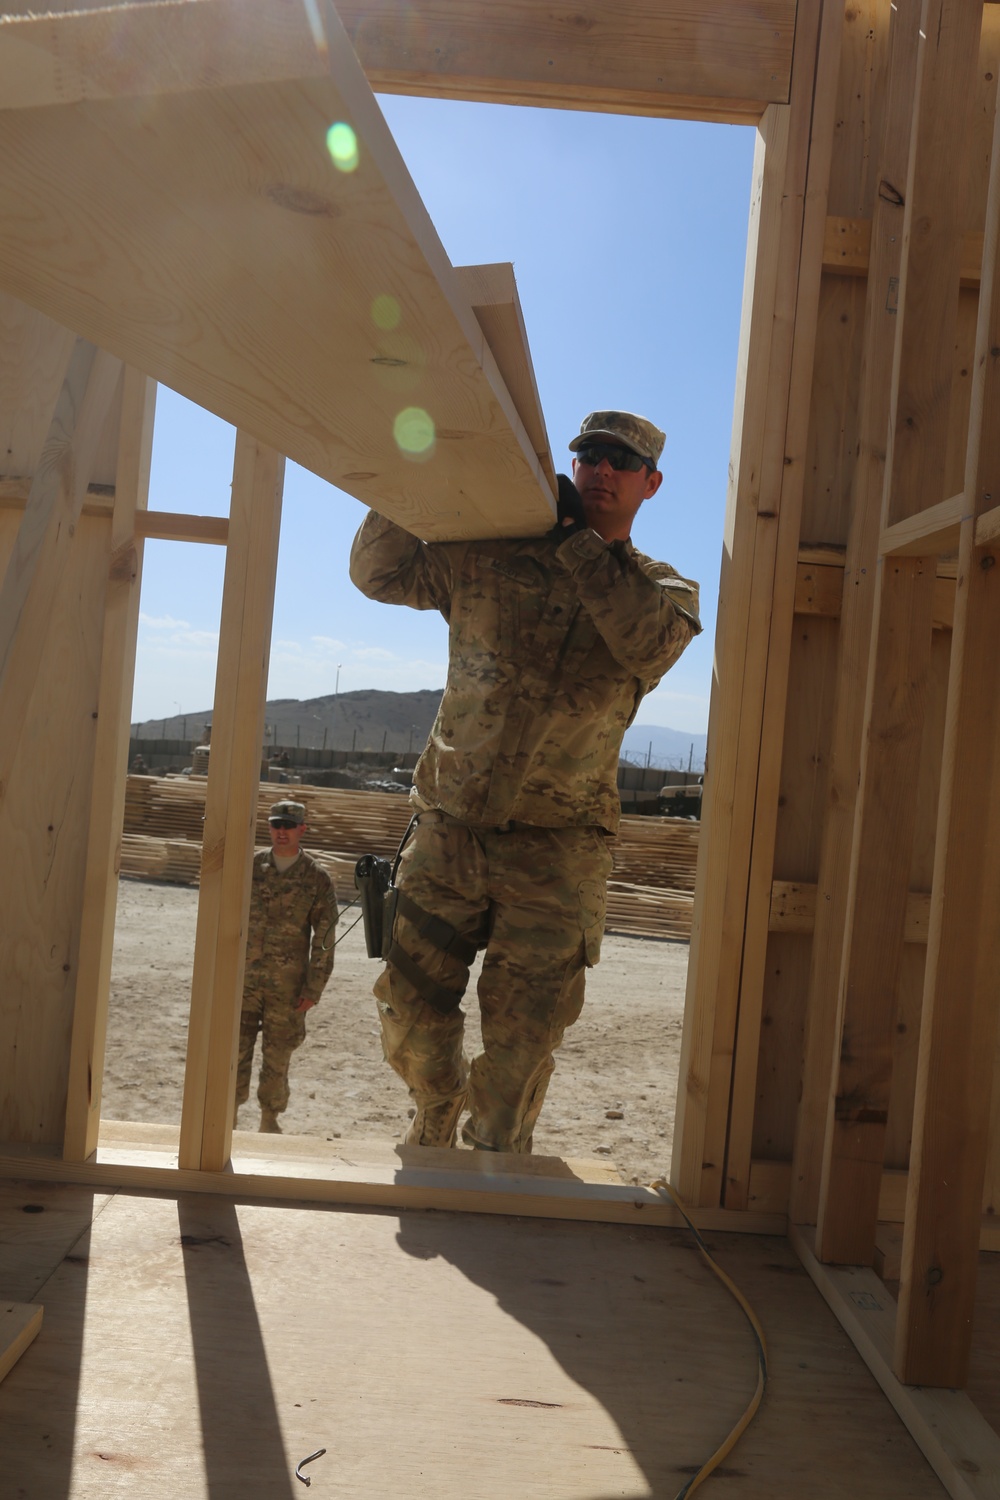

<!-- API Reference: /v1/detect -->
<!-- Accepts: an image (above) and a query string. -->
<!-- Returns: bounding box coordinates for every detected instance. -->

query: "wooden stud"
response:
[722,0,846,1211]
[791,4,923,1228]
[673,0,830,1202]
[178,434,284,1173]
[792,1225,1000,1500]
[894,62,1000,1387]
[815,0,986,1266]
[63,369,155,1162]
[0,338,122,804]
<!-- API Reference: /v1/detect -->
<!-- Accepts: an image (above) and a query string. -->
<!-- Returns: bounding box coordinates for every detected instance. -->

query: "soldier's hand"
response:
[295,997,317,1012]
[547,473,589,540]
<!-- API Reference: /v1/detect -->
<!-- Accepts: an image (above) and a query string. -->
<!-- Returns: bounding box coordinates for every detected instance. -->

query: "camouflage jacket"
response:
[349,510,701,833]
[244,849,338,1002]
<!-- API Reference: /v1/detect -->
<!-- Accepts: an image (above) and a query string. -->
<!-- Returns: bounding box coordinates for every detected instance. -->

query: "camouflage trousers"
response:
[375,811,612,1152]
[237,972,308,1114]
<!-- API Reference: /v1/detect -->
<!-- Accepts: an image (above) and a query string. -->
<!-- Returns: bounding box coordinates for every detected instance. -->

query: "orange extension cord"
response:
[650,1179,769,1500]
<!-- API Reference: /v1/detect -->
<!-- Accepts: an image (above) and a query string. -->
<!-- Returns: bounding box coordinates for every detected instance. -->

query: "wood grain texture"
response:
[721,0,846,1211]
[814,557,937,1265]
[63,369,155,1163]
[0,512,111,1145]
[0,1183,957,1500]
[179,435,284,1172]
[0,1302,42,1386]
[0,0,796,120]
[895,57,1000,1385]
[0,4,552,541]
[792,1224,1000,1500]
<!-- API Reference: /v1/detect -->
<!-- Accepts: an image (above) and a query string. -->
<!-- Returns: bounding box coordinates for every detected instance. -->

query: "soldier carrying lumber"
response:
[235,799,338,1133]
[349,410,701,1153]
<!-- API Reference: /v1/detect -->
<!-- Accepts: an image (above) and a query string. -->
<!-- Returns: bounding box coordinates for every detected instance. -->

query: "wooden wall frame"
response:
[4,10,1000,1481]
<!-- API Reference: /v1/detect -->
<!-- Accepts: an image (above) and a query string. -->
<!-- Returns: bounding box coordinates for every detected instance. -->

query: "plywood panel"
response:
[0,1184,954,1500]
[0,4,552,542]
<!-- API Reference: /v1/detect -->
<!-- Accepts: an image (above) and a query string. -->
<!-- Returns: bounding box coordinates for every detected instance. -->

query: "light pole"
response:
[331,663,342,750]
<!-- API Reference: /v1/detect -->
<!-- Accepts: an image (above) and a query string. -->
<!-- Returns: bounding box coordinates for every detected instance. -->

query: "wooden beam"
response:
[454,263,556,494]
[63,370,155,1163]
[723,0,847,1212]
[0,1133,787,1236]
[822,215,985,287]
[0,488,231,544]
[794,551,957,628]
[791,1226,1000,1500]
[673,2,826,1209]
[0,338,122,802]
[879,491,969,557]
[812,556,936,1265]
[768,879,931,944]
[0,1303,42,1385]
[0,3,552,542]
[0,0,796,123]
[894,60,1000,1387]
[136,511,229,546]
[178,434,284,1173]
[974,500,1000,543]
[814,0,985,1266]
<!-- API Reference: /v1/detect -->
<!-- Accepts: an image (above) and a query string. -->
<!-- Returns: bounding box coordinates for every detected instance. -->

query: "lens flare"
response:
[371,294,402,331]
[394,407,436,460]
[326,122,358,173]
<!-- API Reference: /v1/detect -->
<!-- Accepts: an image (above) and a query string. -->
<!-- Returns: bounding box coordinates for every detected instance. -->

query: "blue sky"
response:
[133,96,755,733]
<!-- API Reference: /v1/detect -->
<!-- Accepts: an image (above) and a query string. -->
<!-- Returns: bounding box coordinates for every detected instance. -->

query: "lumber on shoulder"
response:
[0,3,553,541]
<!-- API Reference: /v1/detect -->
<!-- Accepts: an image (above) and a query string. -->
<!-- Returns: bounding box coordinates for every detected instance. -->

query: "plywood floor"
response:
[0,1176,950,1499]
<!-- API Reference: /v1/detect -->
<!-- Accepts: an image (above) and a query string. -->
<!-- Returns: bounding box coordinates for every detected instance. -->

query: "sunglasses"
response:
[574,442,653,473]
[269,819,300,830]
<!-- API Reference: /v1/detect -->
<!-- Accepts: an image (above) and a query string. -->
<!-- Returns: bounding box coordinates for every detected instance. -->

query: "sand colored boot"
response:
[259,1107,283,1134]
[405,1092,466,1148]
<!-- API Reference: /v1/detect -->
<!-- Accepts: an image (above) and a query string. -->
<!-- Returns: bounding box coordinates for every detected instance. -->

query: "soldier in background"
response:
[235,799,338,1133]
[349,410,700,1153]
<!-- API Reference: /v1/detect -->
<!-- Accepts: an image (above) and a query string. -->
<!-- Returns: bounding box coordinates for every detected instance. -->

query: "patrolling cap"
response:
[568,410,666,467]
[269,799,306,825]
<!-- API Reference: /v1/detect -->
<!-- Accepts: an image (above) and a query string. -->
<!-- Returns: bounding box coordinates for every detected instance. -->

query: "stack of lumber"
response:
[605,882,694,943]
[612,816,699,894]
[120,778,698,941]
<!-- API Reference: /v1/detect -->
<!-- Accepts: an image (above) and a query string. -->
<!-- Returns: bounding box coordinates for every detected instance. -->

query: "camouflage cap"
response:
[269,799,306,824]
[568,410,666,466]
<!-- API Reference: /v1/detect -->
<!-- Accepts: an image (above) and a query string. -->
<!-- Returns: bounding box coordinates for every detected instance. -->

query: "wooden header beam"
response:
[0,0,795,124]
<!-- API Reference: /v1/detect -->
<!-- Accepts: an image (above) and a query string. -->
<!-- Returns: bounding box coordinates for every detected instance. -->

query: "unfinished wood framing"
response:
[5,2,1000,1484]
[178,434,285,1173]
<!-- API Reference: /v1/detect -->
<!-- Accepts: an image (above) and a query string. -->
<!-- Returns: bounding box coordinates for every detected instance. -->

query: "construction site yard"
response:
[104,876,688,1185]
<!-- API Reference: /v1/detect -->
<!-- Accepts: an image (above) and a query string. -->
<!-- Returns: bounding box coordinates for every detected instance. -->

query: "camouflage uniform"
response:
[236,848,338,1117]
[349,428,700,1152]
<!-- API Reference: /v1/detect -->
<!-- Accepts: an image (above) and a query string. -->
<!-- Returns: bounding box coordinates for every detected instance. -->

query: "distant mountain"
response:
[620,723,706,772]
[135,689,706,768]
[134,689,443,756]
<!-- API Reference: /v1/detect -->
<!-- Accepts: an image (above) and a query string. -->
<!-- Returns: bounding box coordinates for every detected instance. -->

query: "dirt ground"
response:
[104,876,689,1186]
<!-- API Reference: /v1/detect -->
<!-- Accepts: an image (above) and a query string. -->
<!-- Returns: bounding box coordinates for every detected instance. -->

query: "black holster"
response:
[354,854,397,959]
